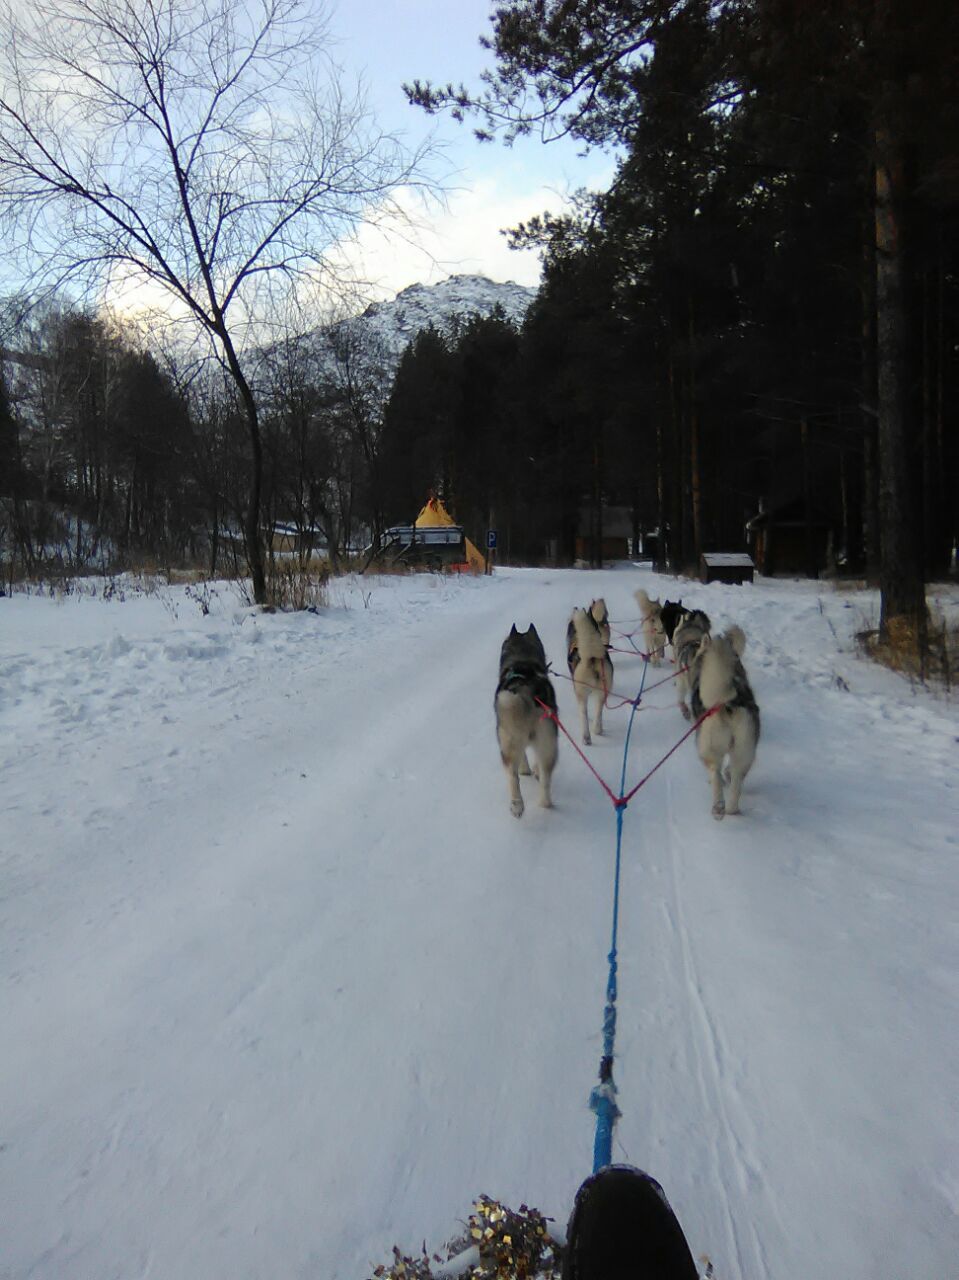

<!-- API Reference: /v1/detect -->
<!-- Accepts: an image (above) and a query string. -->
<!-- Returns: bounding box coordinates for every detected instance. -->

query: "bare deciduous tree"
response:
[0,0,432,602]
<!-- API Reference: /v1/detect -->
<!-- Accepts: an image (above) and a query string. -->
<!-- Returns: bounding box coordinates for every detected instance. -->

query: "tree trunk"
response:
[593,435,603,569]
[688,297,702,565]
[654,401,666,572]
[667,351,684,572]
[861,204,881,579]
[801,418,817,578]
[874,116,926,641]
[218,331,267,605]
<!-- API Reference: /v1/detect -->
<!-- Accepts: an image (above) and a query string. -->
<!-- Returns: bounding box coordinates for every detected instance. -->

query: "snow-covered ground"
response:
[1,568,957,1280]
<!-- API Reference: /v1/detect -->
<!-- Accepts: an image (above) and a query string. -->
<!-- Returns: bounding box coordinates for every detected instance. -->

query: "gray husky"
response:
[690,625,760,819]
[495,624,559,818]
[669,608,712,720]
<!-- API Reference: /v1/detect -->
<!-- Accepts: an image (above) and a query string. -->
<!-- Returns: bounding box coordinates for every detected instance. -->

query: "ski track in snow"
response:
[1,568,957,1280]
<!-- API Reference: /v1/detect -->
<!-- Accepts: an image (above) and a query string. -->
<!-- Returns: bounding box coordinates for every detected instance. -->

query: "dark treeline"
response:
[407,0,959,639]
[0,301,396,579]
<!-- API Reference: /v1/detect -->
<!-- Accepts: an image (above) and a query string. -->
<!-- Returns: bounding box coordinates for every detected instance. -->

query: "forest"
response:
[1,0,956,646]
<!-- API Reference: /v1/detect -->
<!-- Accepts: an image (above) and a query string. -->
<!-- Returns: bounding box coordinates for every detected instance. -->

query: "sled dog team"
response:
[495,589,761,821]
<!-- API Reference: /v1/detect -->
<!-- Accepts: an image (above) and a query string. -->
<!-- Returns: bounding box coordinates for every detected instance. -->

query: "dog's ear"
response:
[509,623,518,635]
[528,623,540,639]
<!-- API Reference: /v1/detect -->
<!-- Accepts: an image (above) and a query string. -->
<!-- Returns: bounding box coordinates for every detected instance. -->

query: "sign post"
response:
[486,528,497,575]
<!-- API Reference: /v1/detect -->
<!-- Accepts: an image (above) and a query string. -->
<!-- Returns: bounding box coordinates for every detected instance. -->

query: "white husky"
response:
[690,625,760,819]
[566,607,614,745]
[634,589,667,664]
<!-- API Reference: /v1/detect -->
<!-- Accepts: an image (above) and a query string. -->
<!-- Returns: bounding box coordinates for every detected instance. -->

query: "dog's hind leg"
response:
[725,725,757,815]
[502,753,525,818]
[591,659,612,737]
[585,686,602,739]
[708,764,726,819]
[676,671,692,721]
[576,684,592,746]
[697,719,728,819]
[532,721,558,809]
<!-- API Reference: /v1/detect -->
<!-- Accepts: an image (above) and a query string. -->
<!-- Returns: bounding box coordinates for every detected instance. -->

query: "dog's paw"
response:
[511,797,525,818]
[582,732,592,746]
[680,704,692,721]
[538,796,553,810]
[711,800,726,820]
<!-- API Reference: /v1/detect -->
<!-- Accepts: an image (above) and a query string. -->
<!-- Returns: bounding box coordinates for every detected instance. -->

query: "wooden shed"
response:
[700,552,755,585]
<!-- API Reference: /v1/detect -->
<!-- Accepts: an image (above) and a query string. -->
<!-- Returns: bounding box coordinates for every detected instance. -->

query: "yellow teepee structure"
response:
[414,496,487,573]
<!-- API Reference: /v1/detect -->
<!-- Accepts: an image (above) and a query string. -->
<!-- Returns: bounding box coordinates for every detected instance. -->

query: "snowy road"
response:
[1,568,957,1278]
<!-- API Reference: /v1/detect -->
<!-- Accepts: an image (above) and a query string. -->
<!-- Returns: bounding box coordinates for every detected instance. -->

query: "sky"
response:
[0,0,615,324]
[323,0,616,300]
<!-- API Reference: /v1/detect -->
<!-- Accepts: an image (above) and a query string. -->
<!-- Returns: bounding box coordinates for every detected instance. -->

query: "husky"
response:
[495,624,559,819]
[634,589,667,664]
[659,599,685,654]
[690,625,760,819]
[669,607,712,720]
[566,607,614,745]
[588,598,611,649]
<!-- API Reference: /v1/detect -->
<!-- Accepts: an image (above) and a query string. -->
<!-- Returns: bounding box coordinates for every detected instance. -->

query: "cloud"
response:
[325,168,611,302]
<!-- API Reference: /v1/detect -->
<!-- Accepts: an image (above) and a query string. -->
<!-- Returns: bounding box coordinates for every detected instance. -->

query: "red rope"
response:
[553,663,688,708]
[619,706,719,806]
[536,699,621,807]
[536,698,720,811]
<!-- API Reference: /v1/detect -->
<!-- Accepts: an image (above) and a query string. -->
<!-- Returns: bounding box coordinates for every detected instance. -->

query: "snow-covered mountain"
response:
[344,273,537,363]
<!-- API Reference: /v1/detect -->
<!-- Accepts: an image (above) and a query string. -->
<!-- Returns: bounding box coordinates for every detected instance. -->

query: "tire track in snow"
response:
[661,772,774,1280]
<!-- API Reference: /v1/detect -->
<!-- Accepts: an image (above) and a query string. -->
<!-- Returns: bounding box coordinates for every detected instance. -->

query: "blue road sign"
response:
[487,529,498,549]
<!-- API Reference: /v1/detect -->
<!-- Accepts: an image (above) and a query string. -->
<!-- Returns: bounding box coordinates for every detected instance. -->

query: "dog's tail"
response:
[590,597,611,646]
[695,633,741,709]
[635,588,653,614]
[724,624,747,658]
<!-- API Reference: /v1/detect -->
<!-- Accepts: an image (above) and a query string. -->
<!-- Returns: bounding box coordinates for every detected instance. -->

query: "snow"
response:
[701,553,755,568]
[357,274,535,359]
[1,567,957,1279]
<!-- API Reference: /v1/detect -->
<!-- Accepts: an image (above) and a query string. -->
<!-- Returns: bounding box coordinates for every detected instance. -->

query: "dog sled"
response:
[366,495,487,573]
[374,522,469,571]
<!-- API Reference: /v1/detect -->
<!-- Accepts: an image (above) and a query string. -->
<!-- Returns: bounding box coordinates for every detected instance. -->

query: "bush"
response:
[370,1197,560,1280]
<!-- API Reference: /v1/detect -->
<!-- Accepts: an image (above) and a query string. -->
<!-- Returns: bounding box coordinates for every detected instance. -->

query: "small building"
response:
[700,552,755,585]
[746,497,831,577]
[575,504,633,564]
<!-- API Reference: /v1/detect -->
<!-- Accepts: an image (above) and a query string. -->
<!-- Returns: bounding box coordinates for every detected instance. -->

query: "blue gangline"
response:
[588,657,650,1172]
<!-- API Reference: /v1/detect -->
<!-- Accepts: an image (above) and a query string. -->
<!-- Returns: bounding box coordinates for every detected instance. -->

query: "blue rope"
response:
[588,657,649,1172]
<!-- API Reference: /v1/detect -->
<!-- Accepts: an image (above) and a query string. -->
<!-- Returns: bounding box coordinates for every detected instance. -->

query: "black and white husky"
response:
[634,589,667,664]
[495,624,559,819]
[690,625,760,819]
[566,607,614,745]
[668,607,712,720]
